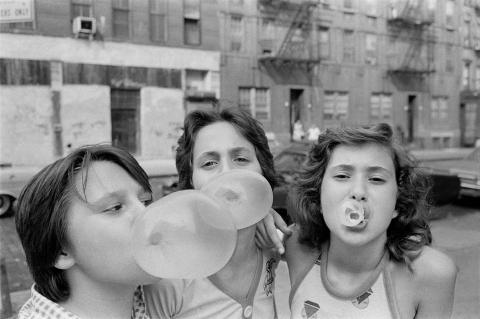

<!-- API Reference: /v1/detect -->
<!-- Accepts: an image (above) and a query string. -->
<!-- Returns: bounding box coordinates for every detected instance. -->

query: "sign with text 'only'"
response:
[0,0,33,23]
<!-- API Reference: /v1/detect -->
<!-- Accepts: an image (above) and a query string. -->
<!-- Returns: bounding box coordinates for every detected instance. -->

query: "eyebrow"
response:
[196,147,252,159]
[87,187,150,207]
[330,164,394,176]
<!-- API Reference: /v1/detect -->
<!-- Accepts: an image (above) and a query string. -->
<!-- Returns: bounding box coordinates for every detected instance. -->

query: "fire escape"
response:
[386,0,435,91]
[257,0,319,85]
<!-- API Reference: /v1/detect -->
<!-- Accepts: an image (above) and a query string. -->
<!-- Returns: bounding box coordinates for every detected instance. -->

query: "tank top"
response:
[289,245,401,319]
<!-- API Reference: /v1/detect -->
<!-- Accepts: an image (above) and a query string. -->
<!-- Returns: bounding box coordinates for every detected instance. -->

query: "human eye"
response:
[103,203,123,214]
[369,176,387,184]
[234,156,251,164]
[200,159,218,169]
[333,172,350,180]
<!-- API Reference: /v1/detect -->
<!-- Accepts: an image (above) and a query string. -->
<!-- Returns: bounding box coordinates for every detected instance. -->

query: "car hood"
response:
[422,160,480,177]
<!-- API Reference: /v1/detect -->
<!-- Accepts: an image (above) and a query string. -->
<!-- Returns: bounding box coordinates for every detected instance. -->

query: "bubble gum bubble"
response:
[132,190,237,279]
[201,170,273,229]
[342,204,365,227]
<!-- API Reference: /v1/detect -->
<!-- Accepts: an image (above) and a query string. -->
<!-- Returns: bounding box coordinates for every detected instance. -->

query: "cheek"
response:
[191,170,207,190]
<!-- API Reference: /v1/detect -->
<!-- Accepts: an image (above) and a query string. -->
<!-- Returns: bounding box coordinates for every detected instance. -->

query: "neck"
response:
[215,225,258,276]
[328,234,387,273]
[60,274,137,319]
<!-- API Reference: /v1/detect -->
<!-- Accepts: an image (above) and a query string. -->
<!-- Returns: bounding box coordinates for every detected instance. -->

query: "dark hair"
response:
[293,123,432,265]
[15,144,151,302]
[175,107,277,190]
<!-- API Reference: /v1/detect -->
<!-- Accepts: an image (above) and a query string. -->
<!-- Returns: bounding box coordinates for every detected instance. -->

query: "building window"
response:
[370,93,392,122]
[112,0,130,38]
[446,0,455,26]
[238,88,271,120]
[186,69,207,92]
[431,97,448,122]
[230,14,244,52]
[476,66,480,90]
[463,20,472,47]
[462,61,471,89]
[324,91,349,122]
[343,30,355,62]
[365,33,377,65]
[111,89,140,154]
[343,0,353,10]
[184,0,200,45]
[71,0,92,21]
[446,44,454,73]
[318,26,330,59]
[366,16,377,27]
[343,12,355,23]
[150,0,167,42]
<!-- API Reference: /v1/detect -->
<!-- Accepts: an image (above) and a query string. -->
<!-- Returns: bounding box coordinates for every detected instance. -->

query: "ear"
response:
[54,251,75,270]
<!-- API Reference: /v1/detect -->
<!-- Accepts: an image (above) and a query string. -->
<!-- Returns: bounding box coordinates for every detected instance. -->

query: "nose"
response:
[220,159,234,174]
[128,199,148,224]
[350,177,367,201]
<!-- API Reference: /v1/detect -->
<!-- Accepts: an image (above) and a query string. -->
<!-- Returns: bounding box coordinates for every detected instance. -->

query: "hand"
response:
[255,209,293,255]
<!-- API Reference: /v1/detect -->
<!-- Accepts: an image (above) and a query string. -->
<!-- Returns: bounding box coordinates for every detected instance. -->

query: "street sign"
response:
[0,0,33,23]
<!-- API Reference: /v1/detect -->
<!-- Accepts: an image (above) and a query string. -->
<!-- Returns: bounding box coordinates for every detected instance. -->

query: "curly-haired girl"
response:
[285,123,457,319]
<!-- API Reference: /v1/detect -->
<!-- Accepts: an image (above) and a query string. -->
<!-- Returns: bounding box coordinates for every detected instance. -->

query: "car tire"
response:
[0,194,14,218]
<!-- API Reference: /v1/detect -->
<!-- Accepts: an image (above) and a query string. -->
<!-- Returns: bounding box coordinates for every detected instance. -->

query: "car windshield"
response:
[275,151,306,172]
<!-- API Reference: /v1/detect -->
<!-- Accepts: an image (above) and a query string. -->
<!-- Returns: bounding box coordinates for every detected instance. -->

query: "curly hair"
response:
[175,107,277,190]
[15,144,151,302]
[292,123,432,265]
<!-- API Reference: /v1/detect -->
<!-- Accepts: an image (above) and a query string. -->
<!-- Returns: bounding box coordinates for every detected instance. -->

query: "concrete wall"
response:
[0,87,54,165]
[140,87,185,159]
[61,86,111,153]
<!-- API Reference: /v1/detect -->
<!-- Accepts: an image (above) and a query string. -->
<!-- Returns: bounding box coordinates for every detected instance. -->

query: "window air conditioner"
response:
[73,16,97,37]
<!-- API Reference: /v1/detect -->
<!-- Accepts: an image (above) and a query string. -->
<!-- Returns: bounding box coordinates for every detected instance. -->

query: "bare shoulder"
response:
[284,224,319,286]
[411,246,458,283]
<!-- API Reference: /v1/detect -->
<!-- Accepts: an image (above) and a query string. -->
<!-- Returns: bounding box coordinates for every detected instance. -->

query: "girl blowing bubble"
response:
[285,123,457,319]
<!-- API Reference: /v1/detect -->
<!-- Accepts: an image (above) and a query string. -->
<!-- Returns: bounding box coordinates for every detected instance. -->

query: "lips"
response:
[341,203,369,229]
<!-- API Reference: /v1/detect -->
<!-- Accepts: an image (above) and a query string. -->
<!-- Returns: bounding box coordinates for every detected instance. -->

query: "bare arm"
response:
[413,247,457,319]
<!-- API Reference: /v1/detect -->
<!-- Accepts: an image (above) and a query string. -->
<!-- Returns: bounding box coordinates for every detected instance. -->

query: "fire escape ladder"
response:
[387,0,434,76]
[276,2,315,59]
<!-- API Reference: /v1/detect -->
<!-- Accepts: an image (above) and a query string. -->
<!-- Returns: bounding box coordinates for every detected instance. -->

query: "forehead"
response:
[193,122,254,155]
[74,161,138,202]
[328,143,395,169]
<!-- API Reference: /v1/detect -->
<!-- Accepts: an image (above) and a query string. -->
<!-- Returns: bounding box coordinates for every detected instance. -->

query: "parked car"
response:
[419,147,480,198]
[271,143,461,224]
[0,159,179,218]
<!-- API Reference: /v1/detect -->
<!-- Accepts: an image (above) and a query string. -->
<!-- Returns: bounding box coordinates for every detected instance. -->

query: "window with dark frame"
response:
[112,0,130,39]
[184,0,201,45]
[111,89,140,154]
[150,0,167,42]
[230,14,244,51]
[343,30,355,62]
[71,0,92,21]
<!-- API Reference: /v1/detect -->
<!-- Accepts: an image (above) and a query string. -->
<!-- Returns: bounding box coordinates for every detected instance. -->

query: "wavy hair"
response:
[175,107,277,190]
[292,123,432,266]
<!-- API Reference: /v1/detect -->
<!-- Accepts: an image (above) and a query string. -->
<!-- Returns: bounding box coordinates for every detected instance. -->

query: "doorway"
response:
[111,88,140,154]
[289,89,304,142]
[407,95,416,143]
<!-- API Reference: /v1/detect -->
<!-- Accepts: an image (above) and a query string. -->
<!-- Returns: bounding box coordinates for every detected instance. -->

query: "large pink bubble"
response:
[201,170,273,229]
[132,190,237,279]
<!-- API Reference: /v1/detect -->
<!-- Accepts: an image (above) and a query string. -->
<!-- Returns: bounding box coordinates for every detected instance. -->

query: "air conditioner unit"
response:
[73,16,97,37]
